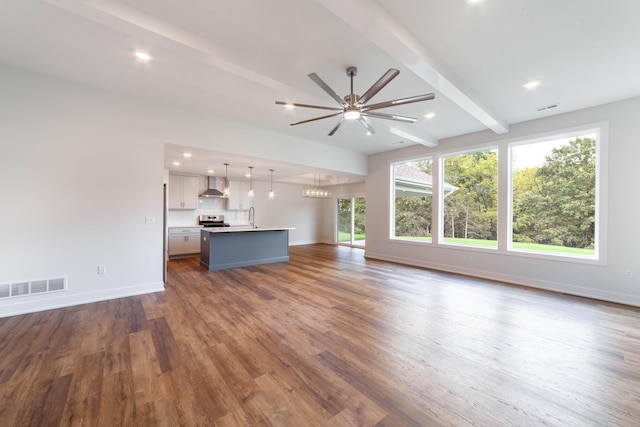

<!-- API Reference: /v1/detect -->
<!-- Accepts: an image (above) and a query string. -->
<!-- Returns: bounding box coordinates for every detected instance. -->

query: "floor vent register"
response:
[0,277,66,299]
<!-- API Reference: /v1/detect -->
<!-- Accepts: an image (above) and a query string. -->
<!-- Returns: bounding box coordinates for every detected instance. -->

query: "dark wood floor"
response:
[2,244,640,426]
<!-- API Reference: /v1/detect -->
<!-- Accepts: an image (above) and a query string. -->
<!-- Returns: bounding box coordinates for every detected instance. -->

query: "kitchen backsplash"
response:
[167,197,251,226]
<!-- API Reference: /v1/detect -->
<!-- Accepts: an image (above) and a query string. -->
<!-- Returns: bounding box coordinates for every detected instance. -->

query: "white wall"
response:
[0,69,165,317]
[0,64,366,317]
[366,96,640,306]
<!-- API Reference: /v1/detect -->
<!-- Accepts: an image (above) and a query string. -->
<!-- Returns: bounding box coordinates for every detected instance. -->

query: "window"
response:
[389,123,604,263]
[441,149,498,248]
[391,159,435,241]
[510,133,598,258]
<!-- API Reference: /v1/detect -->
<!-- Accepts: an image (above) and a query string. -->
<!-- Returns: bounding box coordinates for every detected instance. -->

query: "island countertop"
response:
[200,227,293,271]
[200,226,295,233]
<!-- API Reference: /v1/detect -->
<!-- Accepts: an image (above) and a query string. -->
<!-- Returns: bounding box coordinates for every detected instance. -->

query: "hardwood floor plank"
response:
[207,342,258,403]
[129,329,167,407]
[137,395,180,426]
[150,317,184,374]
[2,244,640,426]
[15,373,73,426]
[98,369,136,427]
[59,351,104,425]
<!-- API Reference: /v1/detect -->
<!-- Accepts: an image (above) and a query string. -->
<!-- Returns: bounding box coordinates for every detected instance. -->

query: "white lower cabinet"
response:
[168,227,201,256]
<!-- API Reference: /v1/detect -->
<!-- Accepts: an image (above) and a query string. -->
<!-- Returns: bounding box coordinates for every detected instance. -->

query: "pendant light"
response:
[223,163,230,197]
[302,173,331,198]
[268,169,275,200]
[248,166,254,199]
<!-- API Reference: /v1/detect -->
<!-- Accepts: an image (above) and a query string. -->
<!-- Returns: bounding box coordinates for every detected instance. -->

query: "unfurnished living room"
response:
[1,1,640,426]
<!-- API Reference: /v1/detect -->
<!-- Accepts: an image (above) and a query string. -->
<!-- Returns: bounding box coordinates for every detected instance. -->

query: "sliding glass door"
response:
[337,197,365,247]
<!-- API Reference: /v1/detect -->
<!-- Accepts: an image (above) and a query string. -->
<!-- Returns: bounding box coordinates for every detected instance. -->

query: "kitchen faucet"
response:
[248,206,255,228]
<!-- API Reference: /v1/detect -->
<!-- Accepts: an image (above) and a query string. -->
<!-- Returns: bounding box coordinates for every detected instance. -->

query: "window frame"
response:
[438,146,499,250]
[389,157,435,244]
[505,124,606,264]
[387,121,607,266]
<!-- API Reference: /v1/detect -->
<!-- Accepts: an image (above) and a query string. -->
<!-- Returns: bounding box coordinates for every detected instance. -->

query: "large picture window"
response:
[441,149,498,248]
[510,133,597,257]
[389,124,603,262]
[391,158,435,241]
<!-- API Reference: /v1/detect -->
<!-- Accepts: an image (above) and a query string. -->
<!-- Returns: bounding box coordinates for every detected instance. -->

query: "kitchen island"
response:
[200,227,294,271]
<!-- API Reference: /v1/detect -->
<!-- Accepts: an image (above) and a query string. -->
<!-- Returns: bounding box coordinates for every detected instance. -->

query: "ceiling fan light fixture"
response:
[344,109,361,120]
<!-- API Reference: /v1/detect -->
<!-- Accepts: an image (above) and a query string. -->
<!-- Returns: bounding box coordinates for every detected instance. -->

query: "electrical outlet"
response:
[98,265,107,275]
[145,216,155,224]
[624,269,633,279]
[468,256,474,264]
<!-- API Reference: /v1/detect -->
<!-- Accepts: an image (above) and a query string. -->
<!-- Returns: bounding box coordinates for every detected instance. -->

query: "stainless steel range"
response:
[198,215,230,227]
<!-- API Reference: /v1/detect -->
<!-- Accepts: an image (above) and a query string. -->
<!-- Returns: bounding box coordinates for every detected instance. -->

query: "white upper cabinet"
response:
[168,175,199,210]
[227,180,252,210]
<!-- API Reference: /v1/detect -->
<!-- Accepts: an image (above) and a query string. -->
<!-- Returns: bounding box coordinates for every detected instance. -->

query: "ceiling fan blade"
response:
[276,101,342,111]
[358,68,399,105]
[308,73,346,106]
[362,93,435,112]
[328,118,345,136]
[290,112,343,126]
[357,117,376,134]
[362,111,417,123]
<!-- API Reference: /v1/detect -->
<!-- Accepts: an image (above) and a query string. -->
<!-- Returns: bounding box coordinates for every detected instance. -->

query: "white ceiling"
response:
[2,0,639,183]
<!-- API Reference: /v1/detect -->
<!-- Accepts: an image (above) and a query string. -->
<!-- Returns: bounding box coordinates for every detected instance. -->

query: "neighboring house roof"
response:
[394,163,458,197]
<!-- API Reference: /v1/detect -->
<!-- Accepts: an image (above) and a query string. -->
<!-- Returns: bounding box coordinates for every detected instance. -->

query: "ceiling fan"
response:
[276,66,434,136]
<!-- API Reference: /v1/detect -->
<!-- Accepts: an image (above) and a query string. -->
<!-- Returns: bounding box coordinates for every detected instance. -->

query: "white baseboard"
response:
[365,251,640,308]
[0,281,165,318]
[289,239,320,246]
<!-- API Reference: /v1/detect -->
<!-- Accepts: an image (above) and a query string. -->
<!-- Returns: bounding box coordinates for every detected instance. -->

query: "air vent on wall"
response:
[0,277,66,299]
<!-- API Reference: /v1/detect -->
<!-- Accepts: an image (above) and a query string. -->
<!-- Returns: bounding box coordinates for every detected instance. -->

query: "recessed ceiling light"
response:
[465,0,482,4]
[207,169,214,174]
[424,112,436,119]
[523,79,542,89]
[172,161,180,166]
[133,50,152,62]
[183,153,192,158]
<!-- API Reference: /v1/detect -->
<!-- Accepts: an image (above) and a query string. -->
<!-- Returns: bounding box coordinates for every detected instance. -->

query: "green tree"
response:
[395,195,432,237]
[513,137,595,248]
[512,167,539,243]
[394,161,433,238]
[443,150,498,241]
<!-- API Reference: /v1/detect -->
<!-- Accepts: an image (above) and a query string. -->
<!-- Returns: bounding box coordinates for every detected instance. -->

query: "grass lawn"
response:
[338,231,366,242]
[395,235,595,256]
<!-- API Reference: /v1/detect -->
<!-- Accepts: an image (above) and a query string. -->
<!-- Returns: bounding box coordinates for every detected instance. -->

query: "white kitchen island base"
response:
[200,227,293,271]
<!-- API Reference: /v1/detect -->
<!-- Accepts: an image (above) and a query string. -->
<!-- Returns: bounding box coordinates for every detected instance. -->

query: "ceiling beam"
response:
[314,0,510,135]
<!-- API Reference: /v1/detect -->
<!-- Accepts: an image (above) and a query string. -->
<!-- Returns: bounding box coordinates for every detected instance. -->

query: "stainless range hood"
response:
[200,176,226,198]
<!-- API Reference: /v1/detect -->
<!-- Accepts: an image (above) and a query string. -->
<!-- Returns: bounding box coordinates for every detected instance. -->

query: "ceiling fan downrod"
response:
[343,66,360,119]
[345,66,359,106]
